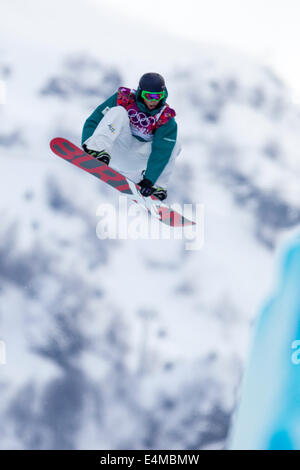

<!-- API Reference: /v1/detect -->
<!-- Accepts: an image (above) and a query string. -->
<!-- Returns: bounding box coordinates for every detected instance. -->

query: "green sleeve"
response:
[81,92,118,145]
[144,118,178,185]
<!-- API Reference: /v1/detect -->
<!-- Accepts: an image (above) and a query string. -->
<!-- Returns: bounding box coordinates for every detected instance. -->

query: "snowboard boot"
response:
[151,186,167,201]
[83,145,111,165]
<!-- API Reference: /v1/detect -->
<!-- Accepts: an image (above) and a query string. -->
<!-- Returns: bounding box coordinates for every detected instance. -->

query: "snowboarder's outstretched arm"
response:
[144,118,178,185]
[81,92,118,145]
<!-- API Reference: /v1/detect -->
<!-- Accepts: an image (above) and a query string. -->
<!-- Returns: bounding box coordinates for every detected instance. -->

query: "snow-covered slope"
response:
[1,0,300,450]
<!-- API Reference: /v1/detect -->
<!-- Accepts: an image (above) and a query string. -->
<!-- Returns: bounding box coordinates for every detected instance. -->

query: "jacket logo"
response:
[128,109,156,128]
[108,124,116,133]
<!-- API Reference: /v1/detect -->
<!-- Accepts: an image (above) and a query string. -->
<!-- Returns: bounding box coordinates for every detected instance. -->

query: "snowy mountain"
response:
[1,0,300,450]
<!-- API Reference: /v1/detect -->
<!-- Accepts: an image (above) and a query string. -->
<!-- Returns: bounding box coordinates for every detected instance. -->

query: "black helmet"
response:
[138,72,166,92]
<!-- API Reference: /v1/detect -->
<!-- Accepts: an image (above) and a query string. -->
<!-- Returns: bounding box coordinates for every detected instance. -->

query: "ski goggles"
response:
[141,90,166,102]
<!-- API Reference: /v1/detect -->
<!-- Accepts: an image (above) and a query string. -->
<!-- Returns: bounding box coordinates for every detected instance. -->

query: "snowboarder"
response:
[81,73,181,201]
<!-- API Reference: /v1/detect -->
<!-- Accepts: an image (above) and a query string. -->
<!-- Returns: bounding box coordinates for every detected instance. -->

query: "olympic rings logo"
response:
[128,108,156,128]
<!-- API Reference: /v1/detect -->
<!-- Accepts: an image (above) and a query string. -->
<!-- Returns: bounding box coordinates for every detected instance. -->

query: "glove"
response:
[83,143,95,155]
[138,178,153,197]
[82,144,110,165]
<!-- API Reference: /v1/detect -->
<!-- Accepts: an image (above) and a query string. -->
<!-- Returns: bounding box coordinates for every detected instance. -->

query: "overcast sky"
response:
[91,0,300,102]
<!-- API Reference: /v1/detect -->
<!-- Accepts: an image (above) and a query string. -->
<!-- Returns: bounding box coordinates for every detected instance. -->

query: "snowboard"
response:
[50,138,195,227]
